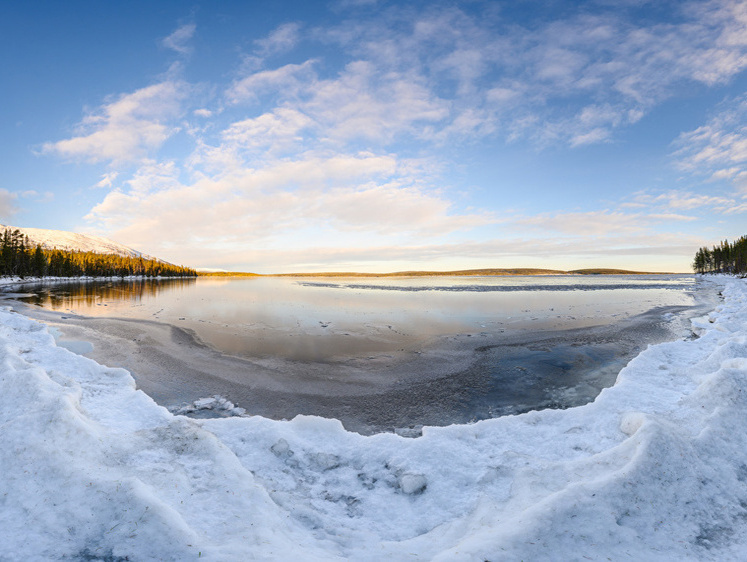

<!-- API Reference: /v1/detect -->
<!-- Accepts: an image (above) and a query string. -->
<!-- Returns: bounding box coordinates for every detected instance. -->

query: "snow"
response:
[1,275,747,560]
[0,223,155,260]
[170,395,247,418]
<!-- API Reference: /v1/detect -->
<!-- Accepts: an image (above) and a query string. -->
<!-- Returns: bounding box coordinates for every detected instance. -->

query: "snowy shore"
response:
[1,276,746,560]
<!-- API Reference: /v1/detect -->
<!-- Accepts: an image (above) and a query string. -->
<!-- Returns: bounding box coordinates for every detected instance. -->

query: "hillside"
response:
[0,223,156,260]
[202,267,673,277]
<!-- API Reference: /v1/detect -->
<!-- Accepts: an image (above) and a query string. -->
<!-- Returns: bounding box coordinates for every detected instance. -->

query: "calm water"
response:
[9,274,708,432]
[16,274,698,361]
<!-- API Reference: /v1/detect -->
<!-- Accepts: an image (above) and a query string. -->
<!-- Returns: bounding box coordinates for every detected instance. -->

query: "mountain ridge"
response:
[0,224,156,261]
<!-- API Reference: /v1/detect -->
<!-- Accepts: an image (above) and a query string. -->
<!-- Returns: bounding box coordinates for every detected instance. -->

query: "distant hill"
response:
[202,267,673,277]
[567,268,658,275]
[275,268,566,277]
[0,224,157,261]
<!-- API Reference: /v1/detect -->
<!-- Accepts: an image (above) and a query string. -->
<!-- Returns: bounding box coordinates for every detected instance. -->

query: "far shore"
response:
[198,267,682,278]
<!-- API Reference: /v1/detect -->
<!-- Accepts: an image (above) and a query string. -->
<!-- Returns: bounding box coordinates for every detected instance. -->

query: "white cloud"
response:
[20,190,55,203]
[94,172,119,189]
[42,81,188,163]
[515,209,699,236]
[657,191,735,210]
[162,24,196,55]
[85,151,490,261]
[647,213,698,222]
[227,60,450,146]
[335,0,379,8]
[226,60,317,105]
[304,61,450,143]
[220,108,314,154]
[219,1,747,151]
[42,4,747,273]
[620,188,747,219]
[674,94,747,190]
[570,127,611,147]
[311,1,747,148]
[255,23,301,56]
[722,201,747,213]
[317,182,491,235]
[0,189,18,220]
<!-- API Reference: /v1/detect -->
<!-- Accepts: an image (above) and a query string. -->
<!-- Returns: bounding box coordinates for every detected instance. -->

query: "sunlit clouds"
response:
[42,81,189,164]
[30,0,747,272]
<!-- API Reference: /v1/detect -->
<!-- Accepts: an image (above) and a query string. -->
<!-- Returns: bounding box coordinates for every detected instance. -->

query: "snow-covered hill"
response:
[0,223,155,260]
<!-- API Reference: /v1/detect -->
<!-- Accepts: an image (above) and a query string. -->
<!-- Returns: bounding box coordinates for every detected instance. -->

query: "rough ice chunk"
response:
[399,473,427,495]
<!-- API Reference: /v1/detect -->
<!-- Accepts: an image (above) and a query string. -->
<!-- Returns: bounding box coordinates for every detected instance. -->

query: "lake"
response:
[7,274,712,433]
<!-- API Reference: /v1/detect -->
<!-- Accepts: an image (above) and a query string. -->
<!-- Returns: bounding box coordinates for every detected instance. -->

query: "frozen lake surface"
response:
[9,274,712,433]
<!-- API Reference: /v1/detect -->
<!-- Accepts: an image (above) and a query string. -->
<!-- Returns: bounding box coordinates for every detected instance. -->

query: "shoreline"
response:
[4,275,716,434]
[200,267,684,277]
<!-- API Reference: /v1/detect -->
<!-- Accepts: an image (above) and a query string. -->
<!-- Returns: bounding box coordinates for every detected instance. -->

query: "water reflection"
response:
[18,278,197,311]
[14,275,698,363]
[8,274,708,432]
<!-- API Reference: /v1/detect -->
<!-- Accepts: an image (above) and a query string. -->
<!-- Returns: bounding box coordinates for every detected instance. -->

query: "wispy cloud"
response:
[94,172,119,189]
[42,81,188,164]
[0,189,18,221]
[304,0,747,147]
[514,209,698,237]
[40,2,747,272]
[162,23,196,55]
[255,22,301,56]
[226,60,317,105]
[673,94,747,191]
[20,190,54,203]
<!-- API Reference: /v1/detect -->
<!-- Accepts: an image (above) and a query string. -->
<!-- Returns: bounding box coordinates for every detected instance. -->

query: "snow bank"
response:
[2,276,747,560]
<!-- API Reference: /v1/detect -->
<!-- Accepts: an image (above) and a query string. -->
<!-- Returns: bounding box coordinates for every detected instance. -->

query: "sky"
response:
[1,0,746,273]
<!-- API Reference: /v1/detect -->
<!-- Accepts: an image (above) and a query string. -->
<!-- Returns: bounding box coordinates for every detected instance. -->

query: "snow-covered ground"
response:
[1,276,746,560]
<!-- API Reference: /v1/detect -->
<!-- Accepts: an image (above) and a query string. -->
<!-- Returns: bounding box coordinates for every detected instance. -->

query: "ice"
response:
[399,473,428,495]
[1,276,747,560]
[169,395,247,418]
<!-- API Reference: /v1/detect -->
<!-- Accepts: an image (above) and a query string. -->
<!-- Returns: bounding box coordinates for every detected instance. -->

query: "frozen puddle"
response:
[47,325,95,355]
[1,276,747,560]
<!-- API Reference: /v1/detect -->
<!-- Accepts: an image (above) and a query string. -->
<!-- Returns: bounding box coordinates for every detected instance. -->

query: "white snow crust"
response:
[1,276,747,560]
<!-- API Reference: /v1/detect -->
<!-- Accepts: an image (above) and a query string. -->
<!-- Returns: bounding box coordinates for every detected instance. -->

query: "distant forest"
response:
[693,236,747,275]
[0,228,196,278]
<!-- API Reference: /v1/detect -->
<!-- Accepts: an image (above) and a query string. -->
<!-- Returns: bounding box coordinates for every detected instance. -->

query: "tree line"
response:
[692,236,747,275]
[0,228,196,278]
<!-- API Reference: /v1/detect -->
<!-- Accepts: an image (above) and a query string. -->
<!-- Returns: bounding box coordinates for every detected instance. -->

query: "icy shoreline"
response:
[1,276,747,560]
[4,274,705,434]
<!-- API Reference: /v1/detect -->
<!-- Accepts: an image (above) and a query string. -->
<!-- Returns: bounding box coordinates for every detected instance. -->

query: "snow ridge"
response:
[0,223,156,260]
[1,276,746,560]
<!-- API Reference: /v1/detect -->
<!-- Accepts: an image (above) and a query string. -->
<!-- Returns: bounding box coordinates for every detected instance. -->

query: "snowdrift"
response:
[1,277,746,560]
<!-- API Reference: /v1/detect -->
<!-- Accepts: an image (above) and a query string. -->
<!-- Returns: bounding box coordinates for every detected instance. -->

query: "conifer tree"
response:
[692,236,747,275]
[0,228,197,279]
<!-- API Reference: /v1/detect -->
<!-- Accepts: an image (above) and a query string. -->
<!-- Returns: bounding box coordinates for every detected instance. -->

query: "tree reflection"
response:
[19,278,197,310]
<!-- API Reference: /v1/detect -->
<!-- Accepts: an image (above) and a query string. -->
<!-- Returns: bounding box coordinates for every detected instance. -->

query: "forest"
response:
[0,228,196,278]
[692,236,747,275]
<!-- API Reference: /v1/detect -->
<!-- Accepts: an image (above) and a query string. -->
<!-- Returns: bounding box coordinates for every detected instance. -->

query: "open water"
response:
[7,274,713,433]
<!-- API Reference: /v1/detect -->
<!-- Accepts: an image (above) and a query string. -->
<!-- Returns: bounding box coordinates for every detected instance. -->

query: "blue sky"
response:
[1,0,746,273]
